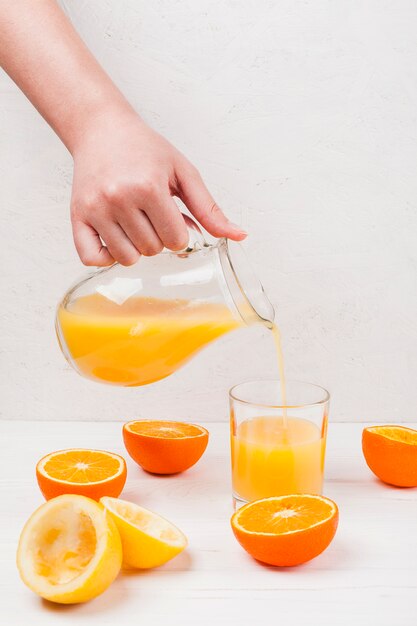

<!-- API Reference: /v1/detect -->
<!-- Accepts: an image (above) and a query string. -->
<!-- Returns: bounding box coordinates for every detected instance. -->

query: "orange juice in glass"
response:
[230,380,329,505]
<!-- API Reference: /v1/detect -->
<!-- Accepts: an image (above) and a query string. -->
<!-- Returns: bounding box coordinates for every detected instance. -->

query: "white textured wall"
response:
[1,0,417,422]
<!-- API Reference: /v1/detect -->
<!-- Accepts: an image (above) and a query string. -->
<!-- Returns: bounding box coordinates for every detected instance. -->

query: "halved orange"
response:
[123,420,209,474]
[36,449,127,500]
[231,494,338,567]
[362,425,417,487]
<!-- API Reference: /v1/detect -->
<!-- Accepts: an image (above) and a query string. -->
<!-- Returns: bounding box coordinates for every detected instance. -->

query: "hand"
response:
[0,1,246,266]
[70,109,247,266]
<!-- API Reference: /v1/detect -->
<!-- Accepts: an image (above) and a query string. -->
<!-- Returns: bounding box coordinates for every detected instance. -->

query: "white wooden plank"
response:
[0,421,416,625]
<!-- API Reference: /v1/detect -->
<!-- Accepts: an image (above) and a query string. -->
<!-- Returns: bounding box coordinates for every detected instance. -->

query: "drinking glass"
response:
[230,380,330,506]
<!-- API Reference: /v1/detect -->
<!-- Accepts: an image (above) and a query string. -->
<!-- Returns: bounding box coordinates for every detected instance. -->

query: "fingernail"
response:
[228,222,248,234]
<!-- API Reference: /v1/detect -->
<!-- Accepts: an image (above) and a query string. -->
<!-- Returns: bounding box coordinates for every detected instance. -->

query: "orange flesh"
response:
[367,426,417,445]
[126,421,206,439]
[35,511,97,584]
[235,496,335,534]
[104,499,183,544]
[40,451,123,484]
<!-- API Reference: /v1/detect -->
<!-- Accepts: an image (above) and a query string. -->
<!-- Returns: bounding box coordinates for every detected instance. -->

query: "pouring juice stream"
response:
[271,322,288,429]
[56,226,324,502]
[230,323,326,502]
[56,226,296,482]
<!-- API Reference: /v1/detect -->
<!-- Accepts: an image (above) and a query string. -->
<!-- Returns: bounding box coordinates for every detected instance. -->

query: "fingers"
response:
[73,196,187,267]
[145,194,189,251]
[89,220,140,267]
[72,221,115,267]
[118,209,164,256]
[177,164,247,241]
[72,166,221,268]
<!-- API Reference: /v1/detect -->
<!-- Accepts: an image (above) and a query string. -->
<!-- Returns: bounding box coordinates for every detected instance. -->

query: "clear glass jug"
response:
[56,218,274,387]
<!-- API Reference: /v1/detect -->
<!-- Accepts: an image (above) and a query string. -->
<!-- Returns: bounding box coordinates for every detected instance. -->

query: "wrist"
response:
[62,98,142,156]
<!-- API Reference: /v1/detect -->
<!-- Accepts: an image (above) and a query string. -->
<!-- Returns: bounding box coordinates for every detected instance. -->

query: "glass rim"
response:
[229,379,330,409]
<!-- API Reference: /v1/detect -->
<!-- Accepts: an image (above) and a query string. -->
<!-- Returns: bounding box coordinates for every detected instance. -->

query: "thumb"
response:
[177,164,247,241]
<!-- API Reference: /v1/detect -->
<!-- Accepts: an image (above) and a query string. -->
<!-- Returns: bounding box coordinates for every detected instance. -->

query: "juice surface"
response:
[231,416,325,502]
[57,294,240,386]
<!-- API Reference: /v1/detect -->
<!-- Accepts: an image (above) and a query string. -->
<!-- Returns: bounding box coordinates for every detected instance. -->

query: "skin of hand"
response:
[71,109,247,266]
[0,0,247,266]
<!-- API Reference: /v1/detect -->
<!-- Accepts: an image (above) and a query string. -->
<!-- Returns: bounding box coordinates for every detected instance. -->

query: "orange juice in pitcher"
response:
[57,295,240,386]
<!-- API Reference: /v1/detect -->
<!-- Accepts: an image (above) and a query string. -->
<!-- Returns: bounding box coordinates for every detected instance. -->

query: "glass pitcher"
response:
[56,218,274,387]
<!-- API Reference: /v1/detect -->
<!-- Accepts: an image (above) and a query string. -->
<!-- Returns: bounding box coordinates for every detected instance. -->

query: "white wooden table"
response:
[0,420,416,626]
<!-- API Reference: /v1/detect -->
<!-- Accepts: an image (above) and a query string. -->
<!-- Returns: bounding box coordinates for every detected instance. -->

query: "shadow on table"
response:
[122,549,193,576]
[40,579,130,615]
[38,552,193,615]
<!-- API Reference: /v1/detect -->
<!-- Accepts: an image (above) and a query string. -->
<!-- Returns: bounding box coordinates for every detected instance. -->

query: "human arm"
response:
[0,0,247,265]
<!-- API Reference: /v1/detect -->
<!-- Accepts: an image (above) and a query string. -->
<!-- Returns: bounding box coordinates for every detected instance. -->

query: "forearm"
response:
[0,0,246,265]
[0,0,135,153]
